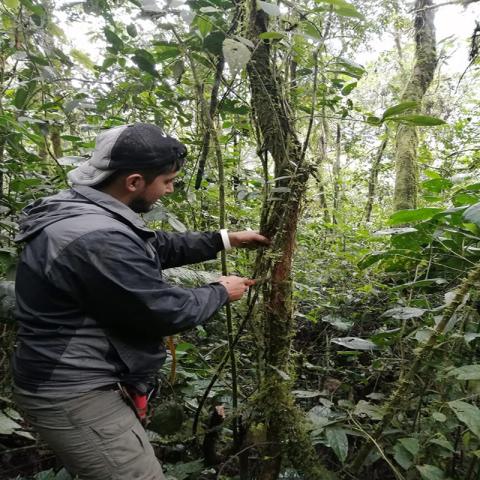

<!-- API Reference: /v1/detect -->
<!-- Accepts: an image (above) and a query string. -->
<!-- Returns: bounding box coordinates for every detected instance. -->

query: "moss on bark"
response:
[393,0,437,212]
[244,2,334,479]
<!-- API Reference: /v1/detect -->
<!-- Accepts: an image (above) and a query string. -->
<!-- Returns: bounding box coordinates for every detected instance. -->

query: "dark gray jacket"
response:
[12,186,228,395]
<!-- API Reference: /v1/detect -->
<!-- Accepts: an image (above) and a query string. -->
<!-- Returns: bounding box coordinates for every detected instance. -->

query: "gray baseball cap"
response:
[68,123,187,186]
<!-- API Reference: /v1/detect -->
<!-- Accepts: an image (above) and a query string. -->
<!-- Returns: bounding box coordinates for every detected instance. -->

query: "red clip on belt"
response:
[128,389,148,421]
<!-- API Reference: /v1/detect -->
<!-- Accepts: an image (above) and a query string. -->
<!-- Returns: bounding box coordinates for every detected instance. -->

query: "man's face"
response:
[129,171,179,213]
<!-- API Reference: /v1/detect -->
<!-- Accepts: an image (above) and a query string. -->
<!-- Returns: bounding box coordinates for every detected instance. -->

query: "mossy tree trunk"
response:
[245,3,333,479]
[332,123,341,224]
[393,0,437,211]
[365,133,388,222]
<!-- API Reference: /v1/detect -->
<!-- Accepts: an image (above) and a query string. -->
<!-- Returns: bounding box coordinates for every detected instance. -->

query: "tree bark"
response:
[317,115,331,224]
[332,123,341,224]
[245,3,333,479]
[365,133,388,222]
[393,0,437,211]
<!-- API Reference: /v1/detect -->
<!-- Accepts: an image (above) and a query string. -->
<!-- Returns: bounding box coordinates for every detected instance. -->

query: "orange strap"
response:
[167,336,177,384]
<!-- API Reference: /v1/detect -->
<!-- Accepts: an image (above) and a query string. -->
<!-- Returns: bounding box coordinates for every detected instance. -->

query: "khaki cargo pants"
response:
[13,388,165,480]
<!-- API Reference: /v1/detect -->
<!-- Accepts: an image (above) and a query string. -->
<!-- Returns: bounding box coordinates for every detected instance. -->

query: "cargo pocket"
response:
[90,414,145,467]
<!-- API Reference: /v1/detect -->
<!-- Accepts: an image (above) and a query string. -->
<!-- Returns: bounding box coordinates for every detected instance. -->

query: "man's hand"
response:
[218,275,256,302]
[228,231,270,249]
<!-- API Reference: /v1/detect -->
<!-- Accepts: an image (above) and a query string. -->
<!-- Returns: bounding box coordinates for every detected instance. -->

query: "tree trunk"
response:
[393,0,437,211]
[245,3,333,479]
[332,123,341,224]
[317,115,331,224]
[365,133,388,222]
[50,126,63,158]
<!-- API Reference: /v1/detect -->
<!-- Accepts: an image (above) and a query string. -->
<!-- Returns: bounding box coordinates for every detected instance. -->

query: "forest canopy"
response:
[2,0,480,479]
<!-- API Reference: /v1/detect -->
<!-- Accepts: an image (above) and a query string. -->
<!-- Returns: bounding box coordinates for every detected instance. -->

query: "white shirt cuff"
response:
[220,229,232,251]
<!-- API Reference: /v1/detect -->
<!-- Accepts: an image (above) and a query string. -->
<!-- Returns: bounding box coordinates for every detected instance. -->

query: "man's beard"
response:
[128,197,154,214]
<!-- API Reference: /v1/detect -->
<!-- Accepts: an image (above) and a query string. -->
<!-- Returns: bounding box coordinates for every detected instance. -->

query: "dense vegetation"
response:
[1,0,480,479]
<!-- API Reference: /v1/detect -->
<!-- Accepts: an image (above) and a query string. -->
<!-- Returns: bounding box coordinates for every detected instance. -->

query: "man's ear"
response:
[124,173,144,192]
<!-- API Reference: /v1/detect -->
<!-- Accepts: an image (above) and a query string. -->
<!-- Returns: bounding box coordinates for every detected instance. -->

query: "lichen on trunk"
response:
[393,0,437,212]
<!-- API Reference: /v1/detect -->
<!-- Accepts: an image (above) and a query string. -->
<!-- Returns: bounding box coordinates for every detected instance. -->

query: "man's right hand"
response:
[218,275,256,302]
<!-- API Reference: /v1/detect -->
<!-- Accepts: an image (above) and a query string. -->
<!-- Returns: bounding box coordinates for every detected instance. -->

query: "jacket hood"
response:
[16,187,152,243]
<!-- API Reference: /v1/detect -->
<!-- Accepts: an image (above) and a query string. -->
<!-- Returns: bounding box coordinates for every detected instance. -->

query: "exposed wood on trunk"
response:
[393,0,437,211]
[245,3,333,479]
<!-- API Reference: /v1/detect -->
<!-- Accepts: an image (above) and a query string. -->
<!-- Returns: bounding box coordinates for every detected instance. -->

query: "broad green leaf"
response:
[0,410,23,435]
[300,22,323,41]
[104,27,124,51]
[315,0,351,5]
[13,87,29,109]
[335,58,365,78]
[393,443,413,470]
[382,101,418,119]
[48,23,66,40]
[332,337,377,350]
[196,16,212,38]
[389,207,443,225]
[448,365,480,380]
[257,0,281,16]
[374,227,417,235]
[429,437,454,451]
[307,405,332,429]
[164,267,218,286]
[234,35,255,49]
[167,214,187,233]
[416,465,447,480]
[164,459,204,479]
[388,114,446,126]
[381,307,426,320]
[28,54,49,66]
[200,6,221,13]
[292,390,322,398]
[60,135,82,142]
[334,5,364,19]
[71,49,95,70]
[366,115,382,126]
[422,178,453,193]
[223,39,251,74]
[20,0,45,16]
[322,314,352,331]
[465,333,480,344]
[315,0,364,19]
[449,400,480,438]
[341,82,357,95]
[203,31,226,55]
[392,278,447,291]
[354,400,384,420]
[258,32,285,40]
[126,24,138,38]
[269,365,291,380]
[326,427,348,463]
[463,202,480,227]
[399,437,419,456]
[132,49,159,77]
[4,0,19,9]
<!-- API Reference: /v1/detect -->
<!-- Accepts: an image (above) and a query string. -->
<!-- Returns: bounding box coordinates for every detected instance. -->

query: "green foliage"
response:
[1,0,480,479]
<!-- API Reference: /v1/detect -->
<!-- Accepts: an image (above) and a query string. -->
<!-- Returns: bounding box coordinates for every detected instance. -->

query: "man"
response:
[11,123,268,479]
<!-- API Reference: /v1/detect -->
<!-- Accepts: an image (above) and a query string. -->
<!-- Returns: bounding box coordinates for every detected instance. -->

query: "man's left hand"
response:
[228,231,271,249]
